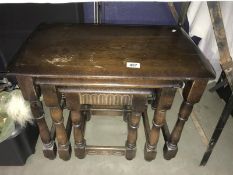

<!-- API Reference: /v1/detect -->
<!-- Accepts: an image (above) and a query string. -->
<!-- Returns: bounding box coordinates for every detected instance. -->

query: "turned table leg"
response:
[163,80,208,160]
[17,76,56,159]
[144,88,176,161]
[41,85,71,161]
[125,95,146,160]
[125,111,141,160]
[65,93,86,159]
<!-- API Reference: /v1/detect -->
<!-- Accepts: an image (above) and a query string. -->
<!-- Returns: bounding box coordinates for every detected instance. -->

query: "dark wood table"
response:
[7,24,215,161]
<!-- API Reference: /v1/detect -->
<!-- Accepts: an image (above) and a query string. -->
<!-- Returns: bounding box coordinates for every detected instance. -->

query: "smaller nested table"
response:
[7,24,215,161]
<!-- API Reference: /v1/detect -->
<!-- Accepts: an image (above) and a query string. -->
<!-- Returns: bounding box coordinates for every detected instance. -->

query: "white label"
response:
[126,62,140,69]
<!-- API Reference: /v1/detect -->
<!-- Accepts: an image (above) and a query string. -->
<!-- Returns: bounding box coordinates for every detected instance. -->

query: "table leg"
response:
[41,85,71,161]
[163,80,208,160]
[17,76,56,159]
[161,121,171,142]
[144,88,176,161]
[65,93,86,159]
[125,95,146,160]
[125,111,141,160]
[123,105,131,122]
[72,110,86,159]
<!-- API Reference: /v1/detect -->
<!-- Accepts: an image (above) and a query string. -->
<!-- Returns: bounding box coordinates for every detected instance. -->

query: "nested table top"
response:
[8,24,215,81]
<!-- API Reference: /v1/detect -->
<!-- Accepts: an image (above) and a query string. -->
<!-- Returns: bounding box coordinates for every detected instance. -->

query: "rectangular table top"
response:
[8,24,215,81]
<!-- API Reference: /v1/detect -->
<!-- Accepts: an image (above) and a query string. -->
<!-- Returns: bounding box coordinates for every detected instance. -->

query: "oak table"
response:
[7,24,215,161]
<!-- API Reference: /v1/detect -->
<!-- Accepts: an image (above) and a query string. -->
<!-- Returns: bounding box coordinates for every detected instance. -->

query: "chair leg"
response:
[200,94,233,166]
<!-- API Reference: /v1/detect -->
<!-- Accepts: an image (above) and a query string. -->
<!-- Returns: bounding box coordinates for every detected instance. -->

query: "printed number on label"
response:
[126,62,140,69]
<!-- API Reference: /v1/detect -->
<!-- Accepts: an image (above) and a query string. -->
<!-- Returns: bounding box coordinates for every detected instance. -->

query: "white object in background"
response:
[5,90,33,127]
[187,2,233,81]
